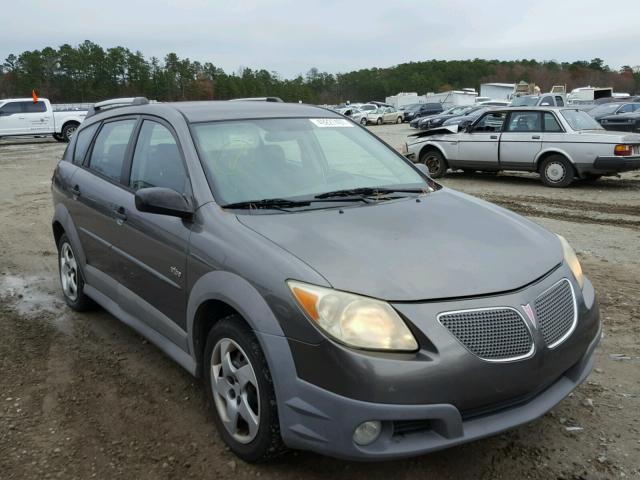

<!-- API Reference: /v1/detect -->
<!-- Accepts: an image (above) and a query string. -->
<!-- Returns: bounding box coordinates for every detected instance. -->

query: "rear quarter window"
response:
[73,123,100,165]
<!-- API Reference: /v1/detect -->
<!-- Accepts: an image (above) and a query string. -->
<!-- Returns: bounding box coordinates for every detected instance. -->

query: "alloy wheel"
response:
[60,242,78,301]
[210,338,260,444]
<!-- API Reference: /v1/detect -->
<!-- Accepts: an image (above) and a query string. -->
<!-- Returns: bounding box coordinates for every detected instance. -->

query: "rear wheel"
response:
[204,315,285,462]
[419,149,447,178]
[53,133,65,142]
[61,122,79,142]
[57,234,94,311]
[376,118,383,125]
[539,155,574,187]
[396,116,403,124]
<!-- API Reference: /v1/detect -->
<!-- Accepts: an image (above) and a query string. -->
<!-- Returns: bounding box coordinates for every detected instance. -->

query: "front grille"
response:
[438,308,533,361]
[534,279,576,348]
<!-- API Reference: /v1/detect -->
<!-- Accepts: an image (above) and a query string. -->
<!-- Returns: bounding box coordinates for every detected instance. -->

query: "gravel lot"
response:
[1,126,639,479]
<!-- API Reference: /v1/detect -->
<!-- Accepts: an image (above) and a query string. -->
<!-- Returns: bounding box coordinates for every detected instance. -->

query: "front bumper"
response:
[261,326,599,460]
[259,267,601,460]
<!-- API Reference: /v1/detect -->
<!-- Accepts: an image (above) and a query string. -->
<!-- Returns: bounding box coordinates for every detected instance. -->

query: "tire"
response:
[57,234,95,311]
[53,133,65,142]
[376,118,383,125]
[539,155,574,187]
[360,117,368,126]
[61,122,79,142]
[204,315,285,462]
[419,149,448,178]
[396,116,403,124]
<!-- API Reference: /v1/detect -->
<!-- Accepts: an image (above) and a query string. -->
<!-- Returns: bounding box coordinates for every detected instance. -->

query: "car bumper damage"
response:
[261,267,601,460]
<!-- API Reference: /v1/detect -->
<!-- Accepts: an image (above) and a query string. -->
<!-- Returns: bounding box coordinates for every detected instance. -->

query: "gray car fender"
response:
[534,147,575,168]
[52,203,87,268]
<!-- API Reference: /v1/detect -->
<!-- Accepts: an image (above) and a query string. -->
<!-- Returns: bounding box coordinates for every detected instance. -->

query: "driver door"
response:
[456,112,506,169]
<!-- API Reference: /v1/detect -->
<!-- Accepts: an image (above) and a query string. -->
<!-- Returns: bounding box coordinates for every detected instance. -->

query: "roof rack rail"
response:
[86,97,149,117]
[229,97,284,103]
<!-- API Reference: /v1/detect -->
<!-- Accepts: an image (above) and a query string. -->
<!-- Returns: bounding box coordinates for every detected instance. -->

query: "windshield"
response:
[561,110,604,130]
[589,104,620,117]
[511,96,539,107]
[192,118,427,206]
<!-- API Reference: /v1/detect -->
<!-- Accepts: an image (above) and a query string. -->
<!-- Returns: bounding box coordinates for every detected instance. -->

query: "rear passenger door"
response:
[21,101,52,133]
[111,118,192,344]
[70,117,138,297]
[499,111,543,170]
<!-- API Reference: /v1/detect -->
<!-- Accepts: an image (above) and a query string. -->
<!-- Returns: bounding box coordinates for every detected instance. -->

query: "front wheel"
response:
[204,315,285,462]
[419,149,448,178]
[376,118,383,125]
[396,116,403,124]
[360,117,368,126]
[53,133,65,142]
[540,155,574,187]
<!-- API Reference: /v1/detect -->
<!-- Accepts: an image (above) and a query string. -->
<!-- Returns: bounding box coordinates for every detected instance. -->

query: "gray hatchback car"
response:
[52,99,601,462]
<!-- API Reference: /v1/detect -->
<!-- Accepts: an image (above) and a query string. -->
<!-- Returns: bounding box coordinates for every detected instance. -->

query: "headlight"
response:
[558,235,584,289]
[287,280,418,351]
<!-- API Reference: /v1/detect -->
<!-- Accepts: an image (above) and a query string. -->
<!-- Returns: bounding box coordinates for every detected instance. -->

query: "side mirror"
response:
[135,187,193,219]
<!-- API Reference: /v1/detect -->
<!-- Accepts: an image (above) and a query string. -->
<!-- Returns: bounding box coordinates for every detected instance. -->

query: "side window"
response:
[0,102,22,115]
[21,101,47,113]
[130,121,188,193]
[555,96,565,107]
[540,96,554,106]
[543,113,563,132]
[506,112,541,132]
[472,112,507,132]
[88,119,136,182]
[619,104,633,113]
[73,123,100,165]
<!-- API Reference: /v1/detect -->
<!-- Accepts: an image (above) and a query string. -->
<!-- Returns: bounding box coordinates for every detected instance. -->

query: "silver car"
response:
[366,106,404,125]
[404,107,640,187]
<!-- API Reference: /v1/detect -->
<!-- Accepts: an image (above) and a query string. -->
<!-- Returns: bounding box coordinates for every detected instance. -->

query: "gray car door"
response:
[455,112,506,169]
[109,118,192,347]
[68,117,138,298]
[499,111,543,170]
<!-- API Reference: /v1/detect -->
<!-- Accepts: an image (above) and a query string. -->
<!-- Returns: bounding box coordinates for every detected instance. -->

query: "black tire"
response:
[396,116,403,124]
[53,133,65,142]
[360,117,368,126]
[419,149,448,178]
[204,315,285,462]
[539,155,575,187]
[376,117,383,125]
[57,234,95,311]
[61,122,79,142]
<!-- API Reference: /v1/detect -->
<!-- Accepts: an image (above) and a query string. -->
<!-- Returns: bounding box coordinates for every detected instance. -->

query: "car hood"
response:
[237,189,562,301]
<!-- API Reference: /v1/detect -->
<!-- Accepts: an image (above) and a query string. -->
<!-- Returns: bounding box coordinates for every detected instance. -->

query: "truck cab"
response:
[0,98,86,142]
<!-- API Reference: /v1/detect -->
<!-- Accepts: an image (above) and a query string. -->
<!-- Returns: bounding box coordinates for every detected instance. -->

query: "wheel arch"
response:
[52,203,86,264]
[418,142,448,164]
[535,149,576,171]
[187,271,286,377]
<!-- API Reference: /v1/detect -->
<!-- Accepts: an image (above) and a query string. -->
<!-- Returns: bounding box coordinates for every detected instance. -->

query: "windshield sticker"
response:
[310,118,354,128]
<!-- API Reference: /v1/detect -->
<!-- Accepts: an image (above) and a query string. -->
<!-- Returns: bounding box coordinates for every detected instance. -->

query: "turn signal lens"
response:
[288,280,418,351]
[558,235,584,289]
[614,144,632,156]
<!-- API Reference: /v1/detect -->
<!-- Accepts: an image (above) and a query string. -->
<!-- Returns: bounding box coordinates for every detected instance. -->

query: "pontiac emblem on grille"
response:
[522,304,537,328]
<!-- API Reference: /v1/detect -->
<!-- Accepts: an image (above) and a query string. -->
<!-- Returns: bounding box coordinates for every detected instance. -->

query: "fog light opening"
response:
[353,420,382,446]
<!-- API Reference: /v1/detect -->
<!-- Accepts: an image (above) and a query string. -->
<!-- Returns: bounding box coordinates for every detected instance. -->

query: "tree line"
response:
[1,40,638,104]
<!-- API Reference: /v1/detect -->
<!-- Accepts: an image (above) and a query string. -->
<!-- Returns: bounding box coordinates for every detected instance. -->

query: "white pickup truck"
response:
[0,98,87,142]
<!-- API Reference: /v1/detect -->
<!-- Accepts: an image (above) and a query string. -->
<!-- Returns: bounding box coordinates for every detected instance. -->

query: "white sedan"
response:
[404,107,640,187]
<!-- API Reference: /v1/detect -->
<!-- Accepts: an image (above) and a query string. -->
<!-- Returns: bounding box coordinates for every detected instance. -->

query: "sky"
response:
[1,0,638,77]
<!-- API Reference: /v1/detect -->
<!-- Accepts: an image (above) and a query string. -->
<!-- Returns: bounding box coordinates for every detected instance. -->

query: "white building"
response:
[480,83,516,101]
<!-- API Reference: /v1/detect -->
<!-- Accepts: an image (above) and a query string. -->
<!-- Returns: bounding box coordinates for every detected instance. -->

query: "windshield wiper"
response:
[314,187,428,199]
[221,196,368,210]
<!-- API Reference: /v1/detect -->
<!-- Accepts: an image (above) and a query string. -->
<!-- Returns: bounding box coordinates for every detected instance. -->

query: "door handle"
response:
[490,135,498,140]
[532,135,541,139]
[71,185,81,197]
[113,206,127,225]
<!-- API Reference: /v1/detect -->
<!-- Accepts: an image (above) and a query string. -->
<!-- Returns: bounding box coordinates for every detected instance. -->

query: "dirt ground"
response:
[1,127,639,479]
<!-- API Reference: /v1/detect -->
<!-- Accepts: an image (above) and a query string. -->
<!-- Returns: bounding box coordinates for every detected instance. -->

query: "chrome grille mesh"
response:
[534,279,576,348]
[438,308,533,361]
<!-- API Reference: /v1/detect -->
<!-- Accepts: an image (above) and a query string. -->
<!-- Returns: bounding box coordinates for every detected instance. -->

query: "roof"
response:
[169,101,337,123]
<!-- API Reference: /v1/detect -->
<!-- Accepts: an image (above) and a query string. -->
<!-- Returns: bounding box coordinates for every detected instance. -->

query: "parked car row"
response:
[404,106,640,187]
[587,102,640,133]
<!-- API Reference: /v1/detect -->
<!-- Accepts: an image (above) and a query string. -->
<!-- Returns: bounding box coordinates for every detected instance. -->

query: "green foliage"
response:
[0,41,638,103]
